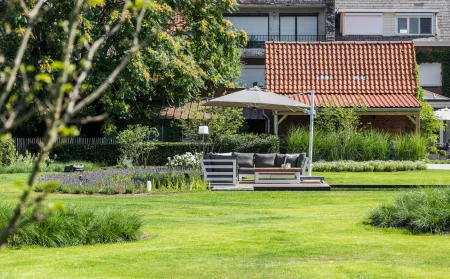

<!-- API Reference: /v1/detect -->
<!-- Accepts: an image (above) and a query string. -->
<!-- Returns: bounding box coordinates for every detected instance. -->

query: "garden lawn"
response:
[318,170,450,186]
[0,173,450,279]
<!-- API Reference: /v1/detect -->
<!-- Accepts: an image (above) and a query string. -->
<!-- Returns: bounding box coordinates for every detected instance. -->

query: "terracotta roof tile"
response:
[265,41,420,108]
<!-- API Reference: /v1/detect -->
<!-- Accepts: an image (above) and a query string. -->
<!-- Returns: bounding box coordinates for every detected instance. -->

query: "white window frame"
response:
[395,14,434,35]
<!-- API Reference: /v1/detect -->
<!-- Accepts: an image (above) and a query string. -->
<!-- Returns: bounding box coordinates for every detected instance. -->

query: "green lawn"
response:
[319,170,450,185]
[0,173,450,278]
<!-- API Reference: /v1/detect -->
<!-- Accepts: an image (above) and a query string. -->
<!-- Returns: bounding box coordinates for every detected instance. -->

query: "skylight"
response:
[318,74,333,80]
[354,74,368,80]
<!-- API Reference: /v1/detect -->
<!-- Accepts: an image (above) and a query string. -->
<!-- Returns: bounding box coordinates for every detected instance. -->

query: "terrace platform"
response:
[211,180,330,191]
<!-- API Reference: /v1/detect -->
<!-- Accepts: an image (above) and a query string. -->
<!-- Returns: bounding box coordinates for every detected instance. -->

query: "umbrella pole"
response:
[308,90,315,177]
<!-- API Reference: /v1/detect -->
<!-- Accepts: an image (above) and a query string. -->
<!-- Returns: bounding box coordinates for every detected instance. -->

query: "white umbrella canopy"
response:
[435,107,450,120]
[203,86,308,112]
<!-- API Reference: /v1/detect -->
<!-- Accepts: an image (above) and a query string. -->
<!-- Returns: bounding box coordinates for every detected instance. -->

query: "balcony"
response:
[246,35,326,48]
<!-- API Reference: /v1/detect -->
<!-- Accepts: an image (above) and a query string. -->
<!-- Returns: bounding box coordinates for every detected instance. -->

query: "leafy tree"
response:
[0,0,247,135]
[0,0,245,247]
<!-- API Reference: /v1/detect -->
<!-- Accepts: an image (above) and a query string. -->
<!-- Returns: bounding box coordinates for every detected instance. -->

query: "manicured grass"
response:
[0,173,449,278]
[318,170,450,185]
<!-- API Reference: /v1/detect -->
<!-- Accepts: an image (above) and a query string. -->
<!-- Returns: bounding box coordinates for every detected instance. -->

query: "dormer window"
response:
[318,74,333,80]
[354,74,368,80]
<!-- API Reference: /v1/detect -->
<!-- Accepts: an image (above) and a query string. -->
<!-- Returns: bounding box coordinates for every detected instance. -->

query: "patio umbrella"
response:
[435,107,450,144]
[203,86,309,111]
[204,86,316,177]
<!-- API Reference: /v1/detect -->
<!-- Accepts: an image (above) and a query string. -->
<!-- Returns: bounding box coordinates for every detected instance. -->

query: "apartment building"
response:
[227,0,336,87]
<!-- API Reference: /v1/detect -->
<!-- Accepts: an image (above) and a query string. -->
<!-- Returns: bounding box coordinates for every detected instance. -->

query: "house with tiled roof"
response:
[265,41,422,133]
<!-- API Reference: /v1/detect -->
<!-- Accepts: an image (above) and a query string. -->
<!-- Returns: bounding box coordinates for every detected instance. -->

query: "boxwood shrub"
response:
[0,135,16,166]
[51,142,206,166]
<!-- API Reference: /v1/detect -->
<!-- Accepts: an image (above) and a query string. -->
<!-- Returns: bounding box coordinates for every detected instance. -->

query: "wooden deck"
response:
[211,180,330,191]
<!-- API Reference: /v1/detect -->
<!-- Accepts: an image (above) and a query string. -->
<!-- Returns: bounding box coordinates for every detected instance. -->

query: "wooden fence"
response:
[13,137,117,154]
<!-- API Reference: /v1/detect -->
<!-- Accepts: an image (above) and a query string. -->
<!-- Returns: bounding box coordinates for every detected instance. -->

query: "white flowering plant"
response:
[166,152,202,169]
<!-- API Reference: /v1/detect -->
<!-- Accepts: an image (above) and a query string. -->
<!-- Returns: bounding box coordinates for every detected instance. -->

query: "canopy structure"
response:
[204,86,316,176]
[435,107,450,144]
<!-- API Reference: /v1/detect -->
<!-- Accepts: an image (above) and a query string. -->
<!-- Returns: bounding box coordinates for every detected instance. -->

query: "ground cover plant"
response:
[0,173,450,278]
[367,187,450,234]
[0,204,142,247]
[36,168,206,194]
[313,160,427,172]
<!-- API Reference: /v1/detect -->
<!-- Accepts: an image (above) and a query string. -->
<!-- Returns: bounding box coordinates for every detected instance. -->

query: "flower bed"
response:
[36,168,206,195]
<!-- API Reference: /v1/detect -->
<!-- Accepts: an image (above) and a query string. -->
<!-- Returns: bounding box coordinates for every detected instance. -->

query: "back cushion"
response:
[233,152,254,168]
[276,154,299,167]
[296,153,307,168]
[254,154,276,168]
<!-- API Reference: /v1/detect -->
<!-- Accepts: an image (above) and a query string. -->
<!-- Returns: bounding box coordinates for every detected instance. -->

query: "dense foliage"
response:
[0,0,247,134]
[286,127,425,161]
[215,133,280,153]
[50,141,207,166]
[117,124,158,166]
[0,135,15,166]
[178,106,245,143]
[313,160,427,172]
[416,50,450,97]
[0,204,142,247]
[367,187,450,234]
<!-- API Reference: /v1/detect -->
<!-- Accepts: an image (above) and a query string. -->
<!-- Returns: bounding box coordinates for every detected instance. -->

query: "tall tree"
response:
[1,0,247,135]
[0,0,246,247]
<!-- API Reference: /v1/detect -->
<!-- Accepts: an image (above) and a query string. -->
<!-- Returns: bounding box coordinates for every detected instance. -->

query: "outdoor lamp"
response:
[198,126,209,154]
[198,126,209,135]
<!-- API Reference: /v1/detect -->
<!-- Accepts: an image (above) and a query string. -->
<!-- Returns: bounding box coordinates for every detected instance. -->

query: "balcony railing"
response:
[246,35,326,48]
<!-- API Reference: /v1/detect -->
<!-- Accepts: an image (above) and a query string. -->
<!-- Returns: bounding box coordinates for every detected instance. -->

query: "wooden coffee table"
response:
[253,168,302,184]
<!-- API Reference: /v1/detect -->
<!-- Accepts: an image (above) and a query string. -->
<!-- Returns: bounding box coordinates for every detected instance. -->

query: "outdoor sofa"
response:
[200,153,308,185]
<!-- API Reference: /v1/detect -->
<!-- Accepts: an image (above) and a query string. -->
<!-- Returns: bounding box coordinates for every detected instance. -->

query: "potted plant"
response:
[427,146,439,160]
[439,150,447,160]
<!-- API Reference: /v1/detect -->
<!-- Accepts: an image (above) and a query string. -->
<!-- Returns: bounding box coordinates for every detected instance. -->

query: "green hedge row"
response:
[51,142,206,166]
[214,134,280,153]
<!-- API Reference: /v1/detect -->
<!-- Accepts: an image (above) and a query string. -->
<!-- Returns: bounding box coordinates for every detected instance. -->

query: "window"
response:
[343,13,383,35]
[396,16,433,35]
[419,63,442,87]
[239,65,265,87]
[280,15,318,42]
[223,15,269,36]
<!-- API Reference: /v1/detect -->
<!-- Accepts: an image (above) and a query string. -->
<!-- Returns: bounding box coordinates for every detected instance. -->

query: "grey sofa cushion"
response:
[254,153,276,168]
[276,154,299,167]
[233,152,254,168]
[238,167,255,175]
[296,153,307,168]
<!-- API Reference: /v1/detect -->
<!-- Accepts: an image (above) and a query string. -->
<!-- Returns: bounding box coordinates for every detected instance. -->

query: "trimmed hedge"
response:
[0,136,15,166]
[51,142,206,166]
[51,144,120,165]
[215,134,280,153]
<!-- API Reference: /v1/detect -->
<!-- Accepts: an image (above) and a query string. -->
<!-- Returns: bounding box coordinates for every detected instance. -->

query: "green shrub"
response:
[428,145,438,154]
[50,142,206,166]
[215,133,280,153]
[392,134,426,161]
[366,187,450,234]
[51,144,120,165]
[313,160,426,172]
[117,125,159,166]
[0,205,142,247]
[439,150,447,157]
[0,135,16,166]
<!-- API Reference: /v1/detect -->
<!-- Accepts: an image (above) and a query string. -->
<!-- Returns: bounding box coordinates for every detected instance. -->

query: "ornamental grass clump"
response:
[312,160,427,172]
[366,187,450,234]
[0,204,142,247]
